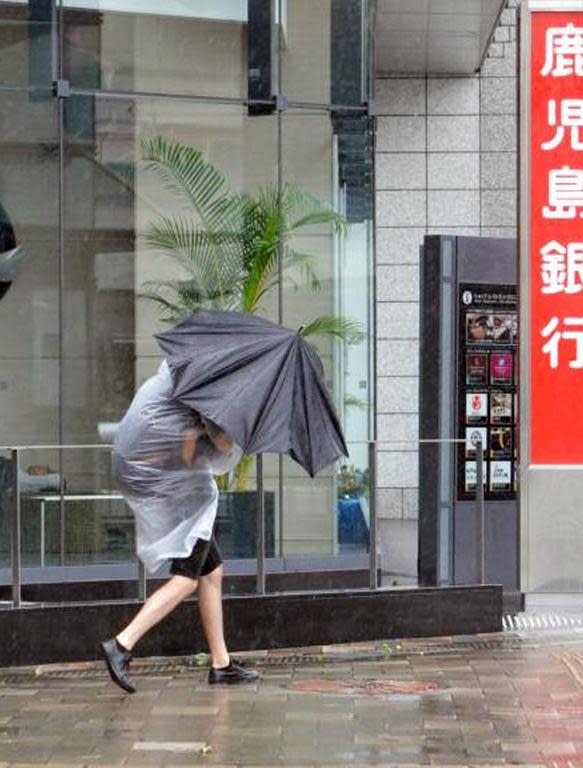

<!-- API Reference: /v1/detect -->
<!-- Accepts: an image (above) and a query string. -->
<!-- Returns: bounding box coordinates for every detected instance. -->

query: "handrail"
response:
[0,444,114,451]
[2,437,486,608]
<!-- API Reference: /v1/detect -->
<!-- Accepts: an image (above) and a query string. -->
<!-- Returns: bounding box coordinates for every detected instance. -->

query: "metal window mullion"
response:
[57,58,66,566]
[277,0,285,564]
[368,441,378,590]
[11,449,21,608]
[256,454,266,594]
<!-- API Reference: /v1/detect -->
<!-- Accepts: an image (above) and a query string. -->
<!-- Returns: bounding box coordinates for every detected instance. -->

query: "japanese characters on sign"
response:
[531,14,583,464]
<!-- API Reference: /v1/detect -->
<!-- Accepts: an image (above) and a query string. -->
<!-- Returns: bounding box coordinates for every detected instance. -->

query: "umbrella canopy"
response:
[156,310,349,476]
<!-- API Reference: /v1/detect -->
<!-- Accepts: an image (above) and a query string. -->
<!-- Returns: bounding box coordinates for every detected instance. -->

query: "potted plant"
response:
[337,464,370,553]
[140,136,364,557]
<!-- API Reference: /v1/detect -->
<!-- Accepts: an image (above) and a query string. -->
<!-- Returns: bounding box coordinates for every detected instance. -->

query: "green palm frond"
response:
[142,136,236,227]
[138,287,192,323]
[280,184,348,236]
[344,394,368,411]
[145,215,244,300]
[299,316,365,346]
[239,195,283,313]
[142,136,245,305]
[140,136,366,490]
[284,250,322,292]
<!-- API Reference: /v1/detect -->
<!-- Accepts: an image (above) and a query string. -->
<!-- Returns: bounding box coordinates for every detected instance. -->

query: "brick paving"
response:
[2,633,583,765]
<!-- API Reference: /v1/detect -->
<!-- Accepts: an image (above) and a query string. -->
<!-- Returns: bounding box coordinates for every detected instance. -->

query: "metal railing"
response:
[1,441,383,608]
[1,438,488,608]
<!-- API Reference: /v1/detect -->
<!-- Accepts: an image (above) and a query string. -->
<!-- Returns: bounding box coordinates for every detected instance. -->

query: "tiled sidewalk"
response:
[2,633,583,766]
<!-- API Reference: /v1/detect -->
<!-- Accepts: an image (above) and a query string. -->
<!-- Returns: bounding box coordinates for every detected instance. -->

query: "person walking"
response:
[100,359,259,693]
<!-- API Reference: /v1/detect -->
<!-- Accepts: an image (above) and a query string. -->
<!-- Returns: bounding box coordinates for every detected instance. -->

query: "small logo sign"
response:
[462,290,473,306]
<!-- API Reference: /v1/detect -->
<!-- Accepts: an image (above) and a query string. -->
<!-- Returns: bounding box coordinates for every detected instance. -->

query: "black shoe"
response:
[208,658,259,685]
[100,638,136,694]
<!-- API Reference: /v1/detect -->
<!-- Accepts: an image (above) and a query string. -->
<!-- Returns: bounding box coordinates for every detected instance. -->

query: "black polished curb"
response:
[0,585,502,668]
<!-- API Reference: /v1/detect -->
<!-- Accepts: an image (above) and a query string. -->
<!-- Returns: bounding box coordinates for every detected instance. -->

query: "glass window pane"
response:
[280,0,368,106]
[0,90,59,447]
[63,2,247,99]
[0,1,56,87]
[275,110,373,588]
[63,95,278,588]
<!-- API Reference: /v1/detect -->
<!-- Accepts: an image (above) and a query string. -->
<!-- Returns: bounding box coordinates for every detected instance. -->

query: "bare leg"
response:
[197,565,230,668]
[117,575,197,651]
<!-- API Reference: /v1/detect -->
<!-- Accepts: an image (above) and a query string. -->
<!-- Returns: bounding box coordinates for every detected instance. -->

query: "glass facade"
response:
[0,1,374,595]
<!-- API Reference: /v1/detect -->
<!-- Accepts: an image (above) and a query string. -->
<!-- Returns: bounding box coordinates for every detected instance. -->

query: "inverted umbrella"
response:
[156,310,349,476]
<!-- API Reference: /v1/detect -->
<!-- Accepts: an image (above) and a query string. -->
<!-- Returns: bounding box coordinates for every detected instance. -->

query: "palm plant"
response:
[141,135,364,490]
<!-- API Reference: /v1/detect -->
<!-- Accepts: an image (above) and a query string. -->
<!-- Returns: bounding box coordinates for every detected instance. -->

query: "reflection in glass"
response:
[63,3,246,99]
[62,96,278,580]
[277,110,373,582]
[0,0,374,595]
[0,91,59,447]
[282,0,368,106]
[0,1,55,87]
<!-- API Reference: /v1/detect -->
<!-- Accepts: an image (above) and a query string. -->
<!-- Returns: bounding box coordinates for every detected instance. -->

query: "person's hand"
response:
[181,426,205,467]
[212,432,234,455]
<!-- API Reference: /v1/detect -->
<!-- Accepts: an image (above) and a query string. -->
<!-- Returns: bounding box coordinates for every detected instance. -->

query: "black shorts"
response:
[169,536,223,581]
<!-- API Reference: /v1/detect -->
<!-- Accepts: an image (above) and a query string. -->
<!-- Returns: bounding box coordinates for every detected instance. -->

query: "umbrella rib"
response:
[246,341,297,453]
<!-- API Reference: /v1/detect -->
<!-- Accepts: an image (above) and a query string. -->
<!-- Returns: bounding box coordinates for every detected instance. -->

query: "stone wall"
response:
[374,0,519,581]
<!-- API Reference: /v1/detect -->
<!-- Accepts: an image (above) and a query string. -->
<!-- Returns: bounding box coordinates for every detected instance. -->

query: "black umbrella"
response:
[156,310,349,477]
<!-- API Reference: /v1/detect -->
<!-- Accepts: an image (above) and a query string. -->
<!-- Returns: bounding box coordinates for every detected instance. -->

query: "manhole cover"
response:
[288,678,442,697]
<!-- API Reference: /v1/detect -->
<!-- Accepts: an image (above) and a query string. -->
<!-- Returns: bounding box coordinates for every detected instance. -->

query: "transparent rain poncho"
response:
[113,360,242,574]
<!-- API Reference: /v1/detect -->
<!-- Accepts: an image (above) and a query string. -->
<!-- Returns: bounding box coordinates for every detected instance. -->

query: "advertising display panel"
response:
[458,284,518,500]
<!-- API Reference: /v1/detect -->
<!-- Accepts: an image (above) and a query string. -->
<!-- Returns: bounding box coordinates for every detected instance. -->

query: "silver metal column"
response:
[256,453,266,595]
[11,449,21,608]
[476,438,485,585]
[137,559,147,602]
[368,441,378,590]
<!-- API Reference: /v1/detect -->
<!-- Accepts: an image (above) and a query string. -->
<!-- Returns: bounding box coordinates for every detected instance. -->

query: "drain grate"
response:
[3,624,583,685]
[503,612,583,632]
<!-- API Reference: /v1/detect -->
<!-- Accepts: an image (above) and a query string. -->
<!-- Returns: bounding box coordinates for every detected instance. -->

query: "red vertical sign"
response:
[531,13,583,464]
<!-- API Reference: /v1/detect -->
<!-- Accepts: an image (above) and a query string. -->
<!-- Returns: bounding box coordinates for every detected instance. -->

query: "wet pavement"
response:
[3,630,583,766]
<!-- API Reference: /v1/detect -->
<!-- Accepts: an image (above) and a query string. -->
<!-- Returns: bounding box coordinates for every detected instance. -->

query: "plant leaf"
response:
[299,316,365,346]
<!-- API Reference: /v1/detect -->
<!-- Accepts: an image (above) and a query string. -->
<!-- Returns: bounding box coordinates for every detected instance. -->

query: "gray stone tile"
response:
[403,488,419,520]
[430,0,483,11]
[481,114,516,151]
[480,52,518,78]
[377,488,404,519]
[480,226,517,239]
[482,189,517,227]
[480,152,517,189]
[378,413,418,444]
[487,42,504,58]
[428,190,480,227]
[376,227,425,265]
[376,116,426,152]
[377,265,419,302]
[501,7,517,25]
[481,76,517,115]
[494,26,511,43]
[427,226,481,237]
[377,302,419,339]
[378,376,419,413]
[377,153,426,190]
[428,115,479,151]
[377,339,420,377]
[376,190,426,227]
[428,77,479,115]
[428,152,479,189]
[376,77,426,115]
[377,450,419,488]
